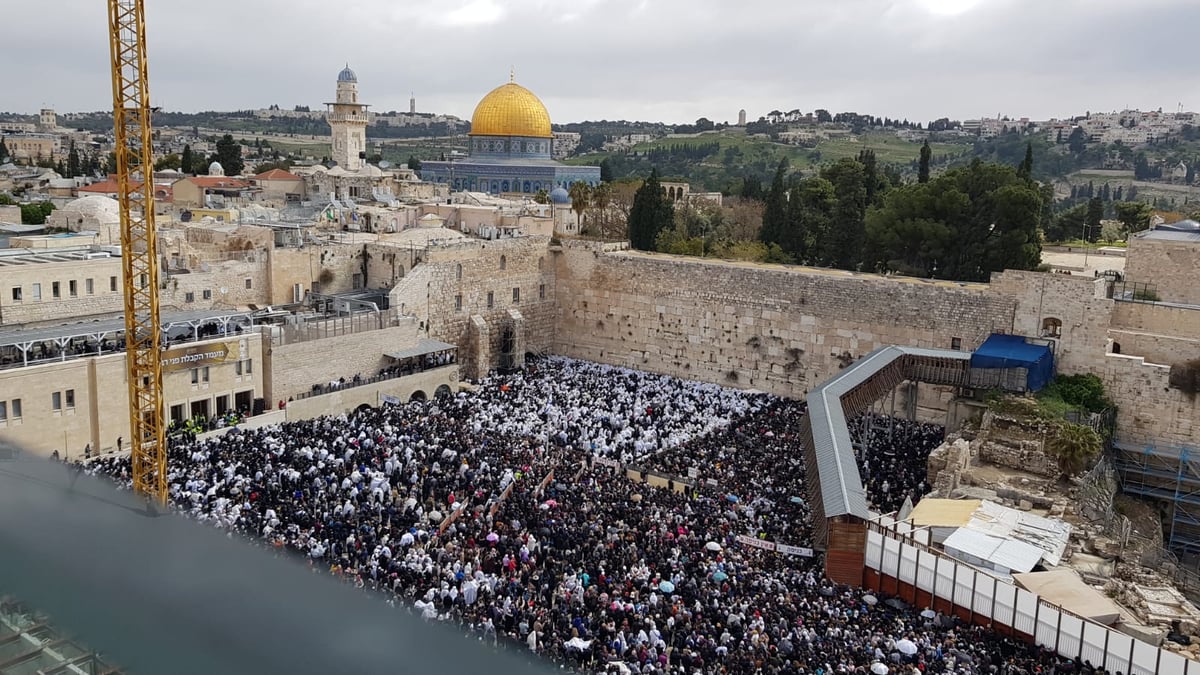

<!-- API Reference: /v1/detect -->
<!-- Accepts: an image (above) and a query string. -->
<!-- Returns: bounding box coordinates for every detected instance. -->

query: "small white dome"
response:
[60,195,120,223]
[208,161,225,176]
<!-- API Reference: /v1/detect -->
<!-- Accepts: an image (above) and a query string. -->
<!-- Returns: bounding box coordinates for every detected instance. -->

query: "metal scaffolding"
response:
[1112,442,1200,558]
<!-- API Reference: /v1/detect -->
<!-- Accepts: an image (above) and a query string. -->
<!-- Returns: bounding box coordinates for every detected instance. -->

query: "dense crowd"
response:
[86,356,1080,675]
[849,417,946,514]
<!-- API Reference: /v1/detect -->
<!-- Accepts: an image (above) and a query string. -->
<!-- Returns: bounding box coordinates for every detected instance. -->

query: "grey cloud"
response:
[1,0,1198,124]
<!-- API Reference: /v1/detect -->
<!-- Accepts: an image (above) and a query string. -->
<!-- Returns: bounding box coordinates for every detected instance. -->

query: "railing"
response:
[865,517,1199,675]
[291,358,457,402]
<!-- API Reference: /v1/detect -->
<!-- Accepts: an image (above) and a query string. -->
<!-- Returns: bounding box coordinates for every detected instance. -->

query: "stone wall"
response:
[281,365,458,420]
[1111,301,1200,339]
[1102,353,1200,449]
[1125,236,1200,305]
[267,321,419,402]
[388,236,556,379]
[160,259,270,311]
[1106,329,1200,368]
[989,270,1113,376]
[266,243,365,305]
[553,243,1015,398]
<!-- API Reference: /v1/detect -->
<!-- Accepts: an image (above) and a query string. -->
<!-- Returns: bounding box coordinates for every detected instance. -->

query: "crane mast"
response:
[107,0,166,503]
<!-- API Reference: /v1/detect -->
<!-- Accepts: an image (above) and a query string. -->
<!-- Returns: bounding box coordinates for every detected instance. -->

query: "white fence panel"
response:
[1103,632,1132,674]
[1058,614,1083,658]
[1035,605,1060,649]
[935,557,955,598]
[882,536,902,576]
[916,550,937,593]
[1080,621,1107,667]
[1160,650,1187,675]
[1130,634,1159,675]
[992,580,1016,627]
[973,575,995,619]
[1014,589,1038,635]
[899,544,919,585]
[953,564,976,609]
[866,530,884,570]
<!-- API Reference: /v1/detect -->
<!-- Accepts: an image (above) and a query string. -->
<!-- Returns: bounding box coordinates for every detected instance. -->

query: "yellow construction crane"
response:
[107,0,166,503]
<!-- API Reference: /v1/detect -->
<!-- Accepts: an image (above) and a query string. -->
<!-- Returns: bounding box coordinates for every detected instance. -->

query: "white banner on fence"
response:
[776,543,815,557]
[593,457,621,469]
[736,534,777,551]
[687,467,700,479]
[380,394,402,405]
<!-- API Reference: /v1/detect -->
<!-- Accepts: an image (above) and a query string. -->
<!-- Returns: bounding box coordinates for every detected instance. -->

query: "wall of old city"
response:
[552,243,1014,399]
[266,243,365,305]
[988,271,1114,375]
[389,236,556,379]
[1102,353,1200,450]
[160,259,270,311]
[1124,236,1199,305]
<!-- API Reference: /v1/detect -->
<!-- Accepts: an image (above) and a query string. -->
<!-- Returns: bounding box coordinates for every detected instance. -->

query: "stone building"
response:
[327,65,369,172]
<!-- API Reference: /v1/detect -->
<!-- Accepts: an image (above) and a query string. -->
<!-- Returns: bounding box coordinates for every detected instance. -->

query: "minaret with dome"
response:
[419,74,600,195]
[326,65,369,171]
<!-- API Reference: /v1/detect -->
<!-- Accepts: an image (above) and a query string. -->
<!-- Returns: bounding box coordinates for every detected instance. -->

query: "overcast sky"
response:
[2,0,1198,125]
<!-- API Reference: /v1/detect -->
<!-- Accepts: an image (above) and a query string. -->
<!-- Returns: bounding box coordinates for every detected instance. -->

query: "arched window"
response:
[538,256,544,271]
[1111,341,1122,355]
[1041,317,1062,338]
[499,255,507,271]
[456,264,462,280]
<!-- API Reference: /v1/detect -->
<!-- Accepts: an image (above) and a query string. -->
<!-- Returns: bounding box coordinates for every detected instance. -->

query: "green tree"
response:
[1085,197,1104,242]
[0,194,15,205]
[66,141,81,178]
[599,158,614,183]
[1114,201,1152,234]
[785,176,836,264]
[533,189,549,204]
[181,144,194,174]
[407,155,421,171]
[0,137,8,163]
[864,159,1042,281]
[210,134,244,176]
[1046,422,1102,477]
[758,159,789,247]
[628,169,674,251]
[568,181,592,226]
[154,153,182,172]
[1017,142,1033,180]
[1067,127,1087,154]
[820,158,868,270]
[20,201,55,225]
[918,140,931,184]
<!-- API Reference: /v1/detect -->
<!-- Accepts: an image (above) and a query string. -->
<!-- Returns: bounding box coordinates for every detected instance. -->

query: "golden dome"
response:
[469,81,552,138]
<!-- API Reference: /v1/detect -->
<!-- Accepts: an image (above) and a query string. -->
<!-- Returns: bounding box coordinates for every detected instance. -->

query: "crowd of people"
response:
[85,356,1082,675]
[849,417,946,514]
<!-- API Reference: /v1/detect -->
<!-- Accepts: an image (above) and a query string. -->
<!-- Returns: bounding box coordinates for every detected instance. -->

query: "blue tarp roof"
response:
[970,334,1054,392]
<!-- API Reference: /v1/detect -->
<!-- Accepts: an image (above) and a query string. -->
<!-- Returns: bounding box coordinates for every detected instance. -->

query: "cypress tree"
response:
[628,168,673,250]
[181,144,194,174]
[918,140,931,184]
[1017,142,1033,180]
[759,159,789,246]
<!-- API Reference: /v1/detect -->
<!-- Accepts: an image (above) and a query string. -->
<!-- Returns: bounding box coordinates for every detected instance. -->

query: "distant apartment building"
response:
[552,131,581,159]
[1,134,59,161]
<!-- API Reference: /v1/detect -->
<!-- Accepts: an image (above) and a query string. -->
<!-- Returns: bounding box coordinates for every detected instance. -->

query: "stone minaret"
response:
[326,65,369,171]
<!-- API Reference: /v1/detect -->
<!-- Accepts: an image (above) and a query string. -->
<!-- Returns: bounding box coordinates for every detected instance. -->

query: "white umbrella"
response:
[862,594,878,606]
[896,639,918,656]
[428,510,444,523]
[871,663,889,675]
[920,609,937,619]
[705,541,722,552]
[564,637,592,652]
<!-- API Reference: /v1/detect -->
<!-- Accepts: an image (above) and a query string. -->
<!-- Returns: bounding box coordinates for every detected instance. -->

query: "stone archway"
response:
[355,403,373,414]
[435,384,452,398]
[409,390,427,402]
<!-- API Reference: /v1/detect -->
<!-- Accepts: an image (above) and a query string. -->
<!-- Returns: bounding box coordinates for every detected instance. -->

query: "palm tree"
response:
[1046,422,1102,477]
[568,181,591,230]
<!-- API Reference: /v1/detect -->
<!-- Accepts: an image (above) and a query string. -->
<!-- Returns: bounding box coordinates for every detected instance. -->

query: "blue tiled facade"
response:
[420,134,600,194]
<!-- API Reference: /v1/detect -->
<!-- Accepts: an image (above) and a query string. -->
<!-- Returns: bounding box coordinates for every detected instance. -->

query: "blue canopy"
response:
[970,334,1054,392]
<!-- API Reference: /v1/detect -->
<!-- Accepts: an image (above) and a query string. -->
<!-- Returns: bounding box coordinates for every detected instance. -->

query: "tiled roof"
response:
[254,168,302,182]
[182,176,252,189]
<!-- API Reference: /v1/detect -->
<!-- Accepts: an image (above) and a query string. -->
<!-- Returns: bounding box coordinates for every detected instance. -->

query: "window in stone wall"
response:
[185,291,195,303]
[1041,317,1062,338]
[951,337,962,351]
[538,257,544,271]
[11,399,20,419]
[85,278,94,295]
[110,276,118,292]
[539,284,545,300]
[203,289,212,300]
[10,287,20,302]
[455,294,462,312]
[52,281,60,299]
[31,283,41,301]
[456,264,462,280]
[512,287,520,303]
[65,389,74,409]
[487,291,494,309]
[52,391,62,411]
[0,401,6,422]
[245,278,253,290]
[499,255,506,271]
[69,280,77,297]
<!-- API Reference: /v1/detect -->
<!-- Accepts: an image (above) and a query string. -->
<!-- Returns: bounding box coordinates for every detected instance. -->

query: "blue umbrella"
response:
[712,571,729,582]
[659,580,675,593]
[726,494,740,503]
